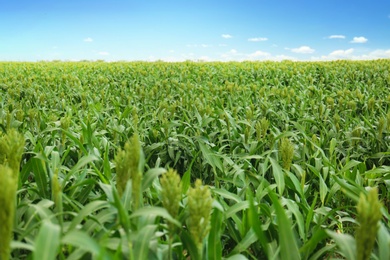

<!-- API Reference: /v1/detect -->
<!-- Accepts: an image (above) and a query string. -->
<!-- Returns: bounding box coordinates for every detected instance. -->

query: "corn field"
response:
[0,60,389,259]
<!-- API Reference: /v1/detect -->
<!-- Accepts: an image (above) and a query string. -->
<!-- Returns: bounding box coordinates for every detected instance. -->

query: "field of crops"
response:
[0,60,389,259]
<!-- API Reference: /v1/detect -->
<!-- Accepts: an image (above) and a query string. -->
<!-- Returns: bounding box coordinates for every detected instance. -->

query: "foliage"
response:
[0,60,389,259]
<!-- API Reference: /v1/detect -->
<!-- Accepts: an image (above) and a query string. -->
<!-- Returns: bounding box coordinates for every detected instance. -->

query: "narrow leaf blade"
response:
[268,190,300,260]
[33,221,60,260]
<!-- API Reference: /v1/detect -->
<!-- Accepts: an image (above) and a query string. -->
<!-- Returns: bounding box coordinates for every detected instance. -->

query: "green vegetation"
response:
[0,60,389,259]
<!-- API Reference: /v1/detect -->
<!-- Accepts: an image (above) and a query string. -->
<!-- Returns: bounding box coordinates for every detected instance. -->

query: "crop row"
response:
[0,60,389,259]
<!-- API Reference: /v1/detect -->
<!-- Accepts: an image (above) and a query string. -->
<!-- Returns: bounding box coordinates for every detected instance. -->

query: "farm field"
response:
[0,60,390,259]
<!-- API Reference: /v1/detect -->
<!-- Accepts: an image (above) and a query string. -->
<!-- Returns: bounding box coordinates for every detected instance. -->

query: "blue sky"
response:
[1,0,389,61]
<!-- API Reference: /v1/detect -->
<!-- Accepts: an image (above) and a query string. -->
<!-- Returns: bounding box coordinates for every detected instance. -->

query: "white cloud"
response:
[354,49,390,60]
[248,51,298,61]
[328,35,346,39]
[186,44,212,48]
[329,48,354,57]
[248,50,270,58]
[313,48,390,61]
[220,49,244,61]
[367,49,390,58]
[198,56,210,61]
[350,36,368,43]
[148,53,213,62]
[98,51,109,56]
[219,48,298,62]
[248,37,268,42]
[271,55,297,61]
[84,37,93,42]
[290,46,315,54]
[162,48,390,62]
[222,34,232,39]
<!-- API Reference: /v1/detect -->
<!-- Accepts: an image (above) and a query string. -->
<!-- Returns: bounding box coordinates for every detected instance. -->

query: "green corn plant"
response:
[60,115,71,146]
[0,129,24,260]
[377,117,385,140]
[160,168,182,222]
[367,97,375,111]
[311,134,319,151]
[187,179,213,259]
[160,168,182,259]
[351,126,362,147]
[280,137,294,171]
[0,165,17,260]
[256,117,269,140]
[114,134,143,210]
[0,128,25,176]
[1,60,390,258]
[327,186,386,260]
[114,147,129,197]
[52,169,63,228]
[356,187,382,260]
[386,111,390,132]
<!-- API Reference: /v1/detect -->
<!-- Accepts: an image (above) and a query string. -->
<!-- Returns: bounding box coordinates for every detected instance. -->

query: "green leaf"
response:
[49,150,60,175]
[309,244,336,260]
[83,209,117,234]
[285,170,304,198]
[212,188,242,203]
[63,129,88,155]
[180,230,200,260]
[248,191,270,258]
[329,138,337,159]
[326,230,356,259]
[339,160,361,177]
[207,209,223,260]
[99,182,114,202]
[30,157,49,198]
[68,200,110,231]
[181,168,191,194]
[33,220,60,260]
[283,198,305,240]
[229,229,257,255]
[130,207,181,227]
[62,230,101,256]
[121,180,132,211]
[225,201,250,219]
[141,167,167,192]
[225,254,249,260]
[30,199,55,220]
[198,139,223,172]
[270,157,285,195]
[112,184,130,232]
[319,174,328,206]
[62,154,98,188]
[377,222,390,260]
[331,175,362,202]
[103,144,112,180]
[133,225,157,259]
[10,241,35,252]
[181,150,199,194]
[268,190,300,260]
[299,228,327,258]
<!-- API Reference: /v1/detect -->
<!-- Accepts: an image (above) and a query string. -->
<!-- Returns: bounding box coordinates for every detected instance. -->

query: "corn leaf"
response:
[33,221,60,260]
